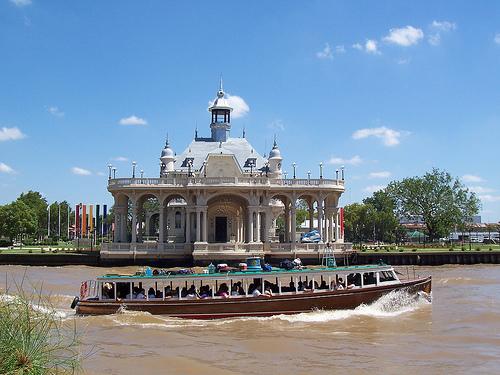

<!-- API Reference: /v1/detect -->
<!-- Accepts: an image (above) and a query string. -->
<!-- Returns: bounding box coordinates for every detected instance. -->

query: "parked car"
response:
[301,230,321,243]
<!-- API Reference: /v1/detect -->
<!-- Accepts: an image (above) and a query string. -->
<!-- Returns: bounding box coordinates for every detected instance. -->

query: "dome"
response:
[208,90,233,112]
[160,138,175,159]
[268,140,282,159]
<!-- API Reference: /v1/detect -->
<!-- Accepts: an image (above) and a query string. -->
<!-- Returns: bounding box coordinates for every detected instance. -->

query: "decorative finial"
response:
[219,141,222,148]
[273,134,277,148]
[195,123,198,139]
[243,126,246,138]
[219,74,223,92]
[165,133,169,147]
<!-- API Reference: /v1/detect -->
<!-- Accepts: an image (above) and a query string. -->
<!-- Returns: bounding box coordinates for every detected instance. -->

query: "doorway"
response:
[215,217,228,242]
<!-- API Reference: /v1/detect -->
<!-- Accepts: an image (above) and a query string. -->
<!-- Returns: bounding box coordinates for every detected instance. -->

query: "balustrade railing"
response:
[108,176,345,188]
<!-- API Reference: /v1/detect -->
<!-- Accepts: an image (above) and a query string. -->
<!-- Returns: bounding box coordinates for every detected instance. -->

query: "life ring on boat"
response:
[70,296,79,309]
[80,281,88,299]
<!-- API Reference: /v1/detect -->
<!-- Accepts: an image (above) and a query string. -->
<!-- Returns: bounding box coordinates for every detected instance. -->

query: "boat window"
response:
[379,271,396,282]
[115,282,130,299]
[347,273,361,287]
[101,282,115,299]
[363,272,376,285]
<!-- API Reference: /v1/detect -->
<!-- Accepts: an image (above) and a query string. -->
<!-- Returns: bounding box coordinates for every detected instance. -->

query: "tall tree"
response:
[0,201,37,241]
[386,168,480,241]
[17,191,48,239]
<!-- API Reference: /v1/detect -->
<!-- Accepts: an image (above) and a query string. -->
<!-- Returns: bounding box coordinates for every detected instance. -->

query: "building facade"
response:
[101,83,349,263]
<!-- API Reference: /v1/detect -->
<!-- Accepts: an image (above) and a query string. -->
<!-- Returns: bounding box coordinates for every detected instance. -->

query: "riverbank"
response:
[2,246,500,267]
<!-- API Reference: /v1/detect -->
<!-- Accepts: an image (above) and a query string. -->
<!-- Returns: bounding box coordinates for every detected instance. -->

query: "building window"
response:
[175,211,181,229]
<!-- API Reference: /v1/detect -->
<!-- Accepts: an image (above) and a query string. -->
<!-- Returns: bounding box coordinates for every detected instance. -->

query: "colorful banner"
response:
[89,205,94,235]
[96,205,101,237]
[82,205,87,238]
[75,204,80,239]
[103,204,108,235]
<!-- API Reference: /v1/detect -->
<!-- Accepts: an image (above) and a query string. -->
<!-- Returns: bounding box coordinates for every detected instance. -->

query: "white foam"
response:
[106,289,431,328]
[0,293,68,319]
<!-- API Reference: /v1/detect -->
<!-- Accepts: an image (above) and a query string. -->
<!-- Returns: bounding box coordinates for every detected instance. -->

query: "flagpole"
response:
[47,205,50,238]
[58,203,61,239]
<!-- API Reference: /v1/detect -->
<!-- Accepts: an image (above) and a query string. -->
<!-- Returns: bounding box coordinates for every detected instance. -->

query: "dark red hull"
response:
[76,276,431,319]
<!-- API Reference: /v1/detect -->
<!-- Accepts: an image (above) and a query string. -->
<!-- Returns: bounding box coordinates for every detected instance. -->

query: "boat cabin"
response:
[79,265,400,302]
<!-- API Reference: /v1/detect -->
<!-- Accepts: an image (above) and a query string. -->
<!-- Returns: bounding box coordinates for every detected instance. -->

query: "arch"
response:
[161,192,189,207]
[207,194,249,243]
[206,191,250,206]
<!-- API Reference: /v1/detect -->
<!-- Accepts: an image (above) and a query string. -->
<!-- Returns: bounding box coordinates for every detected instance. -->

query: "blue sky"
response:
[1,0,500,221]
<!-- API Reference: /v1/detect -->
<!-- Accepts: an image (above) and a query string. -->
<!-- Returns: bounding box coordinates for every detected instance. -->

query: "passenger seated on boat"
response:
[102,282,113,299]
[264,285,273,297]
[148,287,156,299]
[181,287,188,298]
[155,290,163,299]
[320,280,328,289]
[186,285,199,299]
[199,285,210,299]
[217,283,230,298]
[164,286,172,298]
[230,284,239,297]
[336,278,345,290]
[136,288,146,299]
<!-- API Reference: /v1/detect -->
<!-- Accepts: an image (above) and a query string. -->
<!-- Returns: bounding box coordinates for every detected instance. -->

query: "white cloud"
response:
[469,186,494,194]
[365,39,380,54]
[352,40,380,54]
[0,126,26,141]
[267,119,285,131]
[396,58,411,65]
[112,156,129,162]
[479,194,500,203]
[119,115,147,126]
[383,26,424,47]
[335,45,346,54]
[352,126,402,146]
[431,20,457,32]
[316,43,333,60]
[47,106,64,117]
[0,162,15,174]
[369,171,391,179]
[328,155,363,166]
[71,167,92,176]
[494,33,500,45]
[96,171,106,176]
[428,20,456,46]
[462,174,483,183]
[226,94,249,118]
[363,185,386,193]
[10,0,32,7]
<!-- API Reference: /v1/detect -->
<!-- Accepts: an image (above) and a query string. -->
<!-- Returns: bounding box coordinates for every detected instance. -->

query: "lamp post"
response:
[140,169,144,179]
[202,161,207,177]
[341,165,345,180]
[284,171,288,179]
[58,203,61,239]
[112,167,117,179]
[132,161,137,178]
[108,164,112,180]
[292,162,297,179]
[319,162,323,179]
[336,169,339,180]
[307,170,311,182]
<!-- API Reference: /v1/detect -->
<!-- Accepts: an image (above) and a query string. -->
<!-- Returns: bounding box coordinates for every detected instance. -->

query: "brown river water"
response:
[1,264,500,375]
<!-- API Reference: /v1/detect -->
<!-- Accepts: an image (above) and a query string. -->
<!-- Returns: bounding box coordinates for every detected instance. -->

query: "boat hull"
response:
[76,276,431,319]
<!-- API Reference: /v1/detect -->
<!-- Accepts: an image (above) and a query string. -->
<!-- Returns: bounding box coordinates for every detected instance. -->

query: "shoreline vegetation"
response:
[0,283,82,374]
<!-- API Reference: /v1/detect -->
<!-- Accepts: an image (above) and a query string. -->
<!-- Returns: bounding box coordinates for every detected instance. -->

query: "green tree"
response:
[48,201,72,240]
[386,168,480,241]
[0,201,37,242]
[17,191,48,239]
[363,190,401,243]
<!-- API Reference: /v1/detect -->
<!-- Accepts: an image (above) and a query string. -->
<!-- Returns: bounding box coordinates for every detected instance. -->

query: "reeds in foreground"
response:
[0,287,81,375]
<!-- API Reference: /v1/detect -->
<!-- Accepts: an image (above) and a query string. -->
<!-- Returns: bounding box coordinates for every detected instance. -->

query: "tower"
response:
[208,78,233,142]
[268,137,283,176]
[160,135,175,175]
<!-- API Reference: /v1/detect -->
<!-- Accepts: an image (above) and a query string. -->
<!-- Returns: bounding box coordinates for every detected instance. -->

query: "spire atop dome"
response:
[165,133,170,147]
[209,77,232,142]
[218,74,224,97]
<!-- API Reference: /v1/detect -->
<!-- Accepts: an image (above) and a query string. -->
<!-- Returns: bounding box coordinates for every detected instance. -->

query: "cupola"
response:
[160,136,175,175]
[208,77,233,143]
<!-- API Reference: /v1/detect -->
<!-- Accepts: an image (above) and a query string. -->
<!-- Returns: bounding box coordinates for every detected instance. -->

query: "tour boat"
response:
[72,258,431,319]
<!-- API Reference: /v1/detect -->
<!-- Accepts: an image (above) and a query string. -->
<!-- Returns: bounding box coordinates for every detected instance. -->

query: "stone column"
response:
[256,211,261,242]
[195,208,201,242]
[131,201,138,243]
[309,207,314,232]
[247,209,254,243]
[291,204,296,248]
[120,212,127,243]
[185,208,191,243]
[317,198,323,242]
[284,205,289,242]
[158,201,164,244]
[202,208,208,242]
[113,207,120,243]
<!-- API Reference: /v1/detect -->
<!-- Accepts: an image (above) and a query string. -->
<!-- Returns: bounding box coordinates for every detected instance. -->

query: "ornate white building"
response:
[101,82,349,263]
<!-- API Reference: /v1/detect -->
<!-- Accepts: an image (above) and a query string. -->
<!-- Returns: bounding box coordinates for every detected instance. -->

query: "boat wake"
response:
[0,293,69,319]
[104,289,432,329]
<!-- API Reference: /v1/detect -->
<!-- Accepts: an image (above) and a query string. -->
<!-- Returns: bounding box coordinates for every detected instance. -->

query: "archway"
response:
[207,194,248,243]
